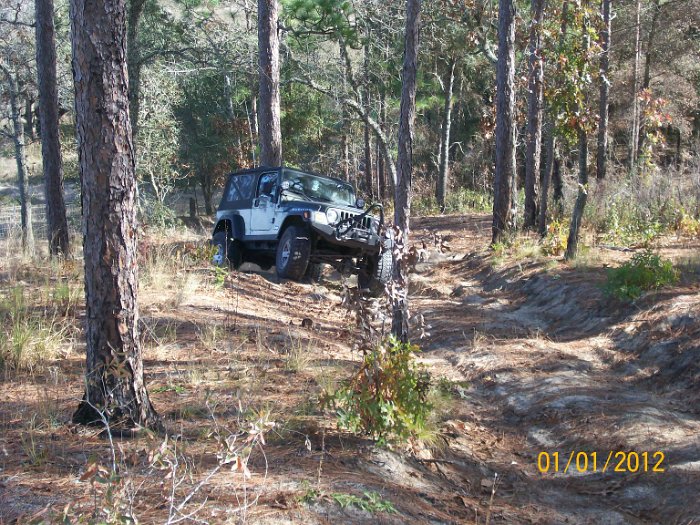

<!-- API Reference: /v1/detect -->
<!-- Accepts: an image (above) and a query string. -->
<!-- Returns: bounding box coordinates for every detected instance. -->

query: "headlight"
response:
[326,208,339,225]
[370,219,379,234]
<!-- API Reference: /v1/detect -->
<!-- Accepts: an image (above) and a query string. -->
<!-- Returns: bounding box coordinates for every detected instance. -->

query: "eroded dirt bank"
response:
[406,215,700,524]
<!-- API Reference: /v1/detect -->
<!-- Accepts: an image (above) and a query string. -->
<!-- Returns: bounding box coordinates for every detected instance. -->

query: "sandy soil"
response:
[0,214,698,524]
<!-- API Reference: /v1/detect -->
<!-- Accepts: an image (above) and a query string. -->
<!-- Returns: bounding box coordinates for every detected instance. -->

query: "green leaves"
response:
[331,337,432,445]
[604,249,679,301]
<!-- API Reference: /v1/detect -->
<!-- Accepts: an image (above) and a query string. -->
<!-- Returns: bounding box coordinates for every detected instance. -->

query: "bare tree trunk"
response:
[492,0,517,244]
[70,0,160,430]
[258,0,282,167]
[200,170,214,215]
[524,0,545,229]
[362,32,374,198]
[436,57,456,213]
[565,128,588,259]
[363,123,374,197]
[24,95,35,140]
[596,0,612,179]
[1,65,35,255]
[35,0,70,256]
[638,0,661,157]
[629,0,641,173]
[538,120,554,234]
[552,157,563,209]
[127,0,146,143]
[565,18,591,261]
[391,0,421,342]
[538,0,569,234]
[377,86,387,199]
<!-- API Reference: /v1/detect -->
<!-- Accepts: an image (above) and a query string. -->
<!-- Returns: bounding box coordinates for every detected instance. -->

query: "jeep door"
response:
[250,170,280,235]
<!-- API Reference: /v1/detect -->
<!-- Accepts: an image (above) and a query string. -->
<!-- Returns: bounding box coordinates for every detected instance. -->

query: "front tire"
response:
[358,248,392,297]
[276,226,311,280]
[212,231,243,269]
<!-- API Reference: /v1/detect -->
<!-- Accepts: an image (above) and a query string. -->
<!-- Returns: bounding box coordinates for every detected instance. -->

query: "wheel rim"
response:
[280,239,291,268]
[213,243,225,265]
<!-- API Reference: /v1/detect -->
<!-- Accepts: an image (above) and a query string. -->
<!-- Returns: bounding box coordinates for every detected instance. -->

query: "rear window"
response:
[226,174,255,202]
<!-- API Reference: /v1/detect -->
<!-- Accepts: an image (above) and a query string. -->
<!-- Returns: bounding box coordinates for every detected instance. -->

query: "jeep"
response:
[211,167,392,295]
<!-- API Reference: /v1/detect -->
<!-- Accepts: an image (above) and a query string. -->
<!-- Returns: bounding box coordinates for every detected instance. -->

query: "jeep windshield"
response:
[282,171,356,207]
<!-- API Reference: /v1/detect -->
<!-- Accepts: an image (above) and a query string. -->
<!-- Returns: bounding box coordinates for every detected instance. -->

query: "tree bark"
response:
[35,0,70,256]
[596,0,612,180]
[538,0,569,234]
[565,16,591,261]
[538,120,554,234]
[24,95,35,140]
[363,34,373,199]
[629,0,641,173]
[70,0,161,430]
[565,128,588,260]
[524,0,545,229]
[258,0,282,167]
[127,0,146,143]
[1,65,35,255]
[391,0,421,342]
[377,86,387,200]
[492,0,517,244]
[436,57,456,213]
[637,0,661,156]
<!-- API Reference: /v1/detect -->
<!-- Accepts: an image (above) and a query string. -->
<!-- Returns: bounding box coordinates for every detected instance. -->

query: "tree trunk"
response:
[35,0,70,256]
[436,57,456,213]
[638,0,661,157]
[629,0,641,173]
[538,0,569,234]
[596,0,612,180]
[258,0,282,167]
[24,95,36,140]
[565,18,591,261]
[391,0,421,342]
[2,66,35,255]
[70,0,160,430]
[524,0,545,229]
[552,156,563,210]
[127,0,146,144]
[492,0,517,244]
[363,123,374,198]
[565,128,588,259]
[377,87,387,200]
[363,33,373,199]
[200,171,214,215]
[538,120,554,235]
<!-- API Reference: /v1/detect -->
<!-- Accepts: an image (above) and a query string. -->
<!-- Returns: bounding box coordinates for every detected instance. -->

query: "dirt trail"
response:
[1,213,698,524]
[406,215,700,524]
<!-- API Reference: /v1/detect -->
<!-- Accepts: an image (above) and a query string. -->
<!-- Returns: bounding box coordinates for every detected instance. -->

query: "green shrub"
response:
[541,218,569,256]
[331,337,431,444]
[413,188,492,215]
[604,249,679,301]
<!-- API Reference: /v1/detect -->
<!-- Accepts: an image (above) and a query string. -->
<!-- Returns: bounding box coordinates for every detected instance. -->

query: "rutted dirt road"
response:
[407,215,700,524]
[1,213,698,524]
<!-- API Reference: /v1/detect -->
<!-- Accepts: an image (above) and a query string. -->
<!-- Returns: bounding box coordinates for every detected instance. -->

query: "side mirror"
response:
[356,198,365,209]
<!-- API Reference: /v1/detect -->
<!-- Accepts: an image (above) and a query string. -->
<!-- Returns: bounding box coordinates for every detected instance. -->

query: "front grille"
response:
[339,211,371,230]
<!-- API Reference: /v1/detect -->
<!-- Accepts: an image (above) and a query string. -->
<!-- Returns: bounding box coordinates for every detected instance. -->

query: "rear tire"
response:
[212,231,243,269]
[276,226,311,280]
[358,248,392,297]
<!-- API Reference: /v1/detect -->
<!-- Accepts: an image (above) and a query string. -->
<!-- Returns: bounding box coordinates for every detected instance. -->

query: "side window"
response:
[226,174,255,202]
[257,172,279,200]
